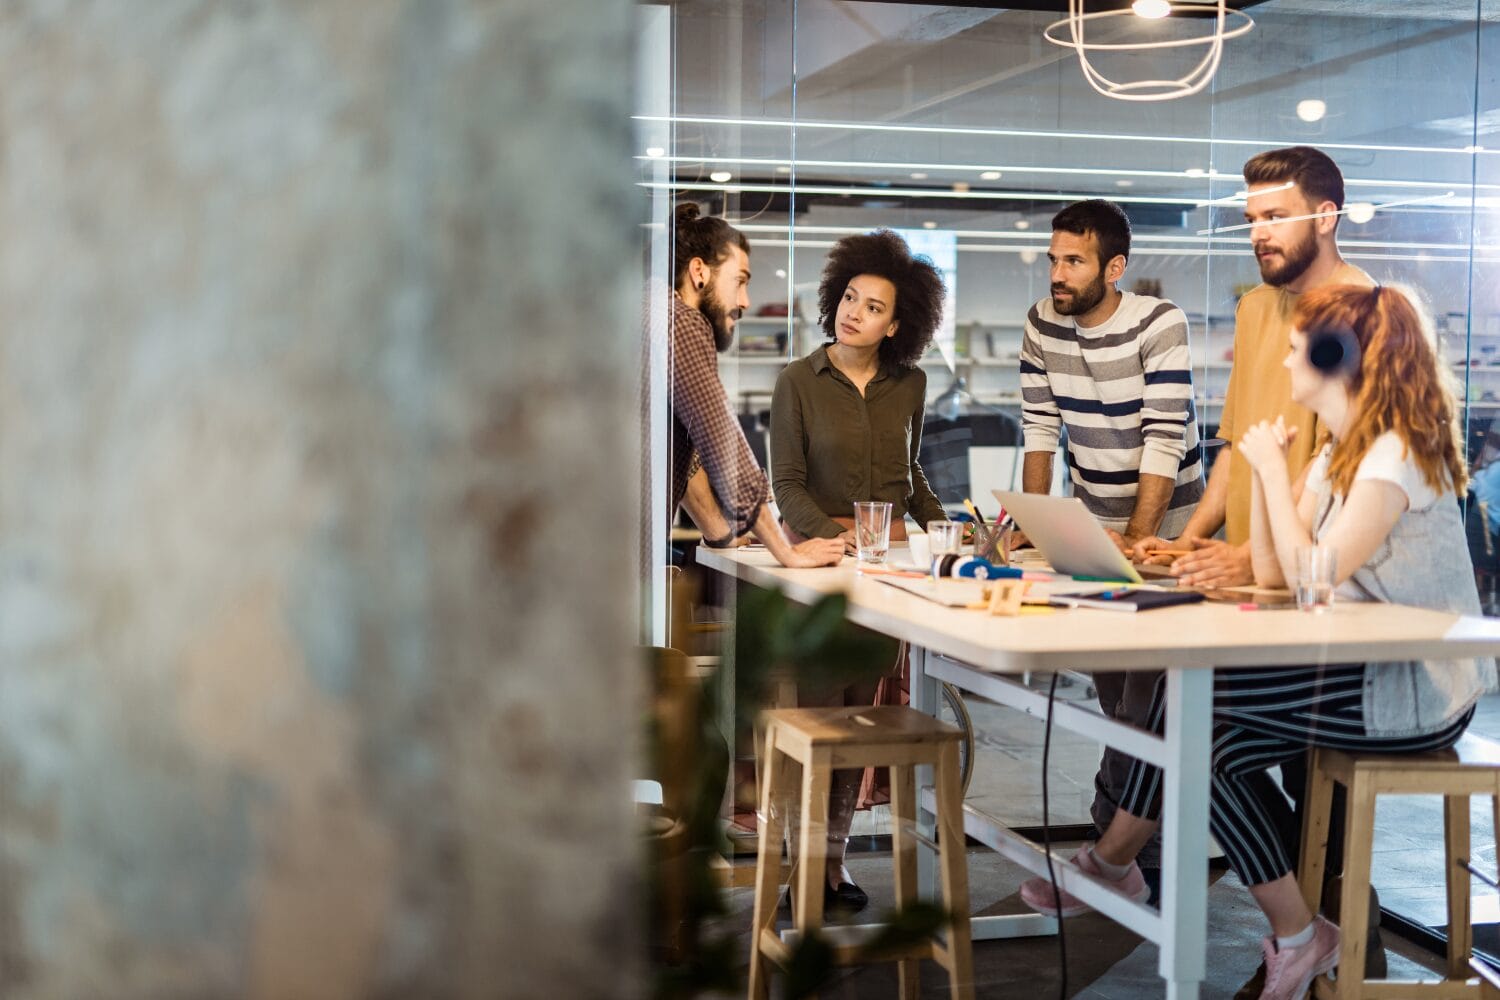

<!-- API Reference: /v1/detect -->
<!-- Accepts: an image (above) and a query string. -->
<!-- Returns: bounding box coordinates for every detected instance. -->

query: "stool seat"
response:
[1300,733,1500,999]
[760,705,965,746]
[748,705,974,1000]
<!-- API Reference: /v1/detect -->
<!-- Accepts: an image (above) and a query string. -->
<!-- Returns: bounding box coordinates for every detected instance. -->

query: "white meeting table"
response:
[697,545,1500,999]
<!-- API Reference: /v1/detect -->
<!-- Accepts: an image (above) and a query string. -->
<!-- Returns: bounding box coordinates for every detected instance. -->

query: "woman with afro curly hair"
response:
[770,229,949,551]
[768,229,949,914]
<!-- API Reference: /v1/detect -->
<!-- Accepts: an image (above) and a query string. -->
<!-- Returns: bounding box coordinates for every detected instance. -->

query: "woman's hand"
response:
[835,529,857,555]
[1236,418,1298,480]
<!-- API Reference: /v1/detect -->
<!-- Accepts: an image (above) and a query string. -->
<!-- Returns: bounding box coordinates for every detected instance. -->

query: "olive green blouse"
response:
[770,345,948,539]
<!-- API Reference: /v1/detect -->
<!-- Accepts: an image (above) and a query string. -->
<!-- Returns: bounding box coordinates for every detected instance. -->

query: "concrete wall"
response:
[0,2,640,998]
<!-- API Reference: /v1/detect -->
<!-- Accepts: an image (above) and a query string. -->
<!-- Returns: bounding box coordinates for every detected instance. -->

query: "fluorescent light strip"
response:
[643,155,1499,194]
[647,180,1233,207]
[653,181,1473,221]
[1194,181,1296,207]
[635,113,1499,158]
[730,222,1499,253]
[726,223,1488,254]
[745,237,1497,261]
[1196,192,1457,235]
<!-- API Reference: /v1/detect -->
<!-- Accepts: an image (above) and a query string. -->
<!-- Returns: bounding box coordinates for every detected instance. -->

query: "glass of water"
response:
[927,519,964,579]
[1296,544,1338,613]
[853,501,894,567]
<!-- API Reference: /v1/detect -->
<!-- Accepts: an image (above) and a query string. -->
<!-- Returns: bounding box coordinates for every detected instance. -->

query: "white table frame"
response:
[697,547,1500,999]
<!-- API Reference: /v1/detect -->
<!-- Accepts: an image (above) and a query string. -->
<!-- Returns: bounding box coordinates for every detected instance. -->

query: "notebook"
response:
[1049,588,1207,613]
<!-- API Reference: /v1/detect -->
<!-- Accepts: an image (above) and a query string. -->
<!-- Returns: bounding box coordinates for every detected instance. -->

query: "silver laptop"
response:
[991,490,1144,584]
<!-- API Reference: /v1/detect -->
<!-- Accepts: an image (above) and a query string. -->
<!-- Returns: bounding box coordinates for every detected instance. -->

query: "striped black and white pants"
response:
[1118,663,1474,887]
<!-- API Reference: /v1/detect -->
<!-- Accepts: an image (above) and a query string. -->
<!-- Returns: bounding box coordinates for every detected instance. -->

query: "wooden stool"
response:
[747,705,974,1000]
[1298,734,1500,999]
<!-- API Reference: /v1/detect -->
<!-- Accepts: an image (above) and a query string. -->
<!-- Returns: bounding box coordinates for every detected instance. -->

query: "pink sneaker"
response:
[1019,844,1150,918]
[1259,915,1341,1000]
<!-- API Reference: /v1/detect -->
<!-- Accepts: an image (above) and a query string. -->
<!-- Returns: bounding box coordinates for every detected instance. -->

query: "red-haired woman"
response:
[1019,284,1495,1000]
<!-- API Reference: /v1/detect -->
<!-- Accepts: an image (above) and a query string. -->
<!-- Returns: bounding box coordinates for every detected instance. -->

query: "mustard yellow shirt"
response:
[1216,262,1374,544]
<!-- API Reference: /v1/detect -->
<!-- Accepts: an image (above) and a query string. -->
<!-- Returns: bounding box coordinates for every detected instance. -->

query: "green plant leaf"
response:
[856,901,950,960]
[782,928,836,1000]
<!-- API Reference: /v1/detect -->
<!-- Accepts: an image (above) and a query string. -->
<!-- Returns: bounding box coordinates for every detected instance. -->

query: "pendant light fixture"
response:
[1043,0,1255,103]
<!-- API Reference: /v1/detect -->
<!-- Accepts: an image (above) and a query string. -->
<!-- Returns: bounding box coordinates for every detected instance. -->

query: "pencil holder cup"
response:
[971,522,1013,566]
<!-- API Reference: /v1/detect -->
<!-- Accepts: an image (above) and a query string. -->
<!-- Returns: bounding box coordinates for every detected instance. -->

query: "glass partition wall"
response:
[643,0,1500,958]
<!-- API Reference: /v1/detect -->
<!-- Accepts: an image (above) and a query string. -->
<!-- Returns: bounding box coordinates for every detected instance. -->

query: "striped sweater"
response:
[1019,292,1204,537]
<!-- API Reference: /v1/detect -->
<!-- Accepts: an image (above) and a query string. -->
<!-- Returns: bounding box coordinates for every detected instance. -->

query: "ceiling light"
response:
[1345,202,1376,225]
[1466,145,1487,154]
[910,172,928,180]
[709,170,733,183]
[775,268,788,278]
[1019,250,1039,265]
[645,146,665,158]
[776,165,792,174]
[1296,99,1327,123]
[1132,0,1170,18]
[923,221,938,230]
[980,170,1002,181]
[1043,0,1254,103]
[1116,179,1135,188]
[1014,219,1031,230]
[1185,167,1208,178]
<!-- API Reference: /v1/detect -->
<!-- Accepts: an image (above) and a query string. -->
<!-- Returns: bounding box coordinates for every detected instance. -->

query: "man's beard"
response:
[700,281,740,352]
[1051,271,1107,318]
[1257,226,1318,287]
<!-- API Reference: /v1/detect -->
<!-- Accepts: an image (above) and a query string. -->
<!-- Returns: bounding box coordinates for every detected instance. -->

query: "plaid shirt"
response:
[667,293,769,544]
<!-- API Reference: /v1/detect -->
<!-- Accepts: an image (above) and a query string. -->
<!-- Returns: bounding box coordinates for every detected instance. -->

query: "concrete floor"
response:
[725,680,1500,996]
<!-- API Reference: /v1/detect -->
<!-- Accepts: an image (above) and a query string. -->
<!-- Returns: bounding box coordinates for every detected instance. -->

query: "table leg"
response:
[1159,667,1212,1000]
[910,644,940,898]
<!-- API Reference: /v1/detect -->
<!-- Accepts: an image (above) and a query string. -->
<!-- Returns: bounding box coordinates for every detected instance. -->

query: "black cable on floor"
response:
[1042,671,1067,999]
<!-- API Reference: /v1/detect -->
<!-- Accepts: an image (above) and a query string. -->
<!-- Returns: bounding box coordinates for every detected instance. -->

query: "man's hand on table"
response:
[1170,538,1254,588]
[1006,529,1030,555]
[1105,529,1149,556]
[782,537,846,568]
[1130,535,1187,565]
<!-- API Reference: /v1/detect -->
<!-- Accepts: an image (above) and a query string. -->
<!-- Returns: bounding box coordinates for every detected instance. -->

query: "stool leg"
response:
[935,741,975,1000]
[1444,793,1473,982]
[889,762,920,1000]
[748,723,787,1000]
[1335,772,1376,1000]
[793,747,832,939]
[1492,793,1499,890]
[1298,750,1335,917]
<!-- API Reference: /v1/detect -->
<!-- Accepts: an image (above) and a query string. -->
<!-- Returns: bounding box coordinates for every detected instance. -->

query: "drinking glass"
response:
[1296,545,1337,613]
[927,519,963,579]
[853,501,893,567]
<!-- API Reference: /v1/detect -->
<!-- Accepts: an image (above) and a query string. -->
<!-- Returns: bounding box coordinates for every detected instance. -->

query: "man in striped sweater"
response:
[1019,198,1204,547]
[1018,199,1204,900]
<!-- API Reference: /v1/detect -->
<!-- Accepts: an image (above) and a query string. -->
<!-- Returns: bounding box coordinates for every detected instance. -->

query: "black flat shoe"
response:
[829,880,869,913]
[784,880,871,916]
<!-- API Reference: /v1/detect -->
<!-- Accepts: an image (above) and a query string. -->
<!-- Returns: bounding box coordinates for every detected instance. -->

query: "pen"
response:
[963,498,985,524]
[1097,587,1134,599]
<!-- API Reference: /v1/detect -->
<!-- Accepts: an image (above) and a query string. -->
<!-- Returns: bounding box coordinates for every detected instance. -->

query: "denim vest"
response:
[1317,487,1496,737]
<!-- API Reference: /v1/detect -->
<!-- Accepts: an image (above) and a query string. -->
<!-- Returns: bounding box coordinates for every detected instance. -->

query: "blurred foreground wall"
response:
[0,2,640,997]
